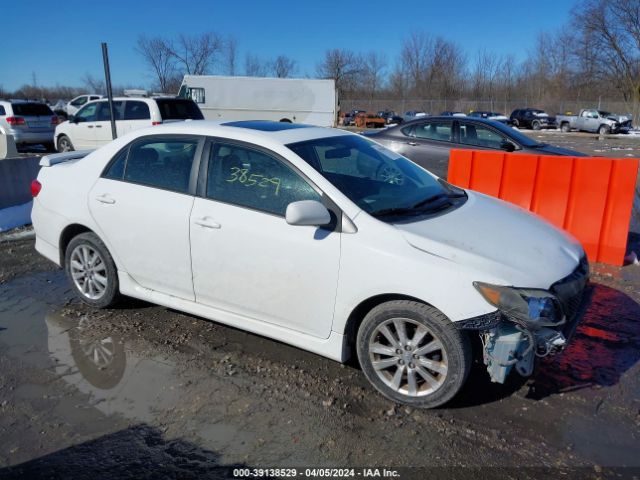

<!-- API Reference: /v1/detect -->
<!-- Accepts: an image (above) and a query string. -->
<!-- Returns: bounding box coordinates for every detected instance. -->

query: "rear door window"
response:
[12,103,53,116]
[0,106,5,116]
[122,137,199,193]
[124,101,151,120]
[155,99,204,120]
[412,121,453,142]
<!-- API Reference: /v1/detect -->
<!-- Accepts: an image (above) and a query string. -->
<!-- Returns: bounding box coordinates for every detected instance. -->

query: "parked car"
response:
[0,100,60,149]
[555,109,633,134]
[65,94,104,117]
[344,109,367,126]
[510,108,556,130]
[440,111,466,117]
[468,111,512,125]
[403,111,428,122]
[366,116,584,178]
[32,120,589,408]
[355,112,386,128]
[54,97,204,152]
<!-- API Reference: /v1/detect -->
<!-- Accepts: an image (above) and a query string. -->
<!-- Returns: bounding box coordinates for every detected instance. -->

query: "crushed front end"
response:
[459,256,591,383]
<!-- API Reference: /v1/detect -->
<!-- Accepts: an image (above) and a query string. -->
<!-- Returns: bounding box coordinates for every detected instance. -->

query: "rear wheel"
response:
[561,122,571,133]
[532,120,541,130]
[65,232,120,308]
[356,300,472,408]
[57,134,74,153]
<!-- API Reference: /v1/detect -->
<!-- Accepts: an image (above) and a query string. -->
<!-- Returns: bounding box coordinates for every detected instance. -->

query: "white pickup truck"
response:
[556,109,632,134]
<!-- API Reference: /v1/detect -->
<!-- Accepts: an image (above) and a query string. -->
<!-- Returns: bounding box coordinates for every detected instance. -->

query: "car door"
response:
[189,139,341,339]
[89,134,203,300]
[397,120,453,178]
[69,102,100,149]
[94,101,124,146]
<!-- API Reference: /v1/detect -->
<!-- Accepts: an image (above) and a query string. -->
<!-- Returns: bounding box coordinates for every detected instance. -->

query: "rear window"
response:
[12,103,53,116]
[124,101,151,120]
[155,99,204,120]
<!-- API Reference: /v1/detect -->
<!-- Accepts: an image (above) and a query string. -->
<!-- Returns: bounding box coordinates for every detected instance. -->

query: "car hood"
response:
[533,144,587,156]
[393,191,584,288]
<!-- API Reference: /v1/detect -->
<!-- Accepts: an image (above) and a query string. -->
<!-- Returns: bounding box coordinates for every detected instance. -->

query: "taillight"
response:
[51,115,61,125]
[5,116,26,126]
[31,180,42,197]
[152,121,162,126]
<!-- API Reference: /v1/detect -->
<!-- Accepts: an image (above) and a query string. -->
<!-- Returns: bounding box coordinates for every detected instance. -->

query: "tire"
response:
[279,118,292,123]
[65,232,120,308]
[57,134,74,153]
[561,122,571,133]
[598,124,610,135]
[356,300,472,408]
[532,120,541,130]
[512,119,519,128]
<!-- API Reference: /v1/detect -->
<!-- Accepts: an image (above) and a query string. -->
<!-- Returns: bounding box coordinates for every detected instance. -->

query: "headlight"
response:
[473,282,564,328]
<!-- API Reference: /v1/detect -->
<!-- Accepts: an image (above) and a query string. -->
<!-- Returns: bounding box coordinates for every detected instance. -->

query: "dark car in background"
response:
[366,116,583,178]
[440,111,466,117]
[468,111,513,125]
[510,108,556,130]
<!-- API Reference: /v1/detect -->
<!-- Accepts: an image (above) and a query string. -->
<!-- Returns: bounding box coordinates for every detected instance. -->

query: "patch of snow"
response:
[0,201,33,232]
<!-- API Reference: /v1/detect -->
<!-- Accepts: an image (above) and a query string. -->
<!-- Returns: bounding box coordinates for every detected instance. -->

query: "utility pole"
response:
[101,43,117,140]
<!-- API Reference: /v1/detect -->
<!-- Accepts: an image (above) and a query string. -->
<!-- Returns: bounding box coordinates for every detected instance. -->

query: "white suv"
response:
[54,97,204,152]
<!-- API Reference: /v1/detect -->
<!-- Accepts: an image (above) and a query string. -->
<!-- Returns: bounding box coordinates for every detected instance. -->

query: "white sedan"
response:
[31,120,589,408]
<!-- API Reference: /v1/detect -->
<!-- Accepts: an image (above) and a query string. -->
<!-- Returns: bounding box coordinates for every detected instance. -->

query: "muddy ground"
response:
[1,133,639,479]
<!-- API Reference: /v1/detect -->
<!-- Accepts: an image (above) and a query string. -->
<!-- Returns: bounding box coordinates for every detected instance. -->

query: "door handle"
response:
[407,141,418,146]
[95,194,115,204]
[194,217,221,229]
[87,125,94,129]
[96,125,102,128]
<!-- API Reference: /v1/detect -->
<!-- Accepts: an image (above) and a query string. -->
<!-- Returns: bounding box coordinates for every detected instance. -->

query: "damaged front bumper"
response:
[458,257,591,383]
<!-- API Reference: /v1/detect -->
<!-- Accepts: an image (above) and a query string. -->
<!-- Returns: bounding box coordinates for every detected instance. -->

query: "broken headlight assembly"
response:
[472,282,568,383]
[473,282,564,328]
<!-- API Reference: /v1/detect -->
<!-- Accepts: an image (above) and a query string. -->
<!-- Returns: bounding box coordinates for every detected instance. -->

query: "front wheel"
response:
[598,124,610,135]
[57,134,74,153]
[65,232,120,308]
[356,300,472,408]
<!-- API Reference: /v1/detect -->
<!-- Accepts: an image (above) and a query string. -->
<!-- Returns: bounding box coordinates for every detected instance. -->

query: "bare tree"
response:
[316,49,362,95]
[168,32,223,75]
[270,55,297,78]
[245,53,267,77]
[360,52,387,97]
[572,0,640,120]
[82,73,105,94]
[225,36,238,75]
[136,35,176,91]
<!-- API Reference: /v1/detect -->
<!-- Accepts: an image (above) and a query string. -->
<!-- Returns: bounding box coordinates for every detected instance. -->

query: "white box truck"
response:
[178,75,338,127]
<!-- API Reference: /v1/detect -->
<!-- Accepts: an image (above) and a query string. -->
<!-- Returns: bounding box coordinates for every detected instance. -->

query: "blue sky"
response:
[1,0,576,91]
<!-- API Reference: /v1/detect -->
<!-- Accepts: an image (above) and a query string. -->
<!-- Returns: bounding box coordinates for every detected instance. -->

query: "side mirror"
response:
[69,115,76,123]
[286,200,331,227]
[500,141,515,152]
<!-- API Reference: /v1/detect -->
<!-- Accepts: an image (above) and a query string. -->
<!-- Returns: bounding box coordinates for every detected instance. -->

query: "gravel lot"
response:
[1,131,639,479]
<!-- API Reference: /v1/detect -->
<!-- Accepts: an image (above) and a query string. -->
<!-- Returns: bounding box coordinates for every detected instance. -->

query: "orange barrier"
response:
[447,150,639,266]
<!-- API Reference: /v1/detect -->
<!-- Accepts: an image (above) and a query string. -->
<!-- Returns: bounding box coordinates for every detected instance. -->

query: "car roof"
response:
[129,120,351,146]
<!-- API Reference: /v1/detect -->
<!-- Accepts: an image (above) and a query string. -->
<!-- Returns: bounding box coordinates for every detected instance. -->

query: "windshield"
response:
[287,135,463,218]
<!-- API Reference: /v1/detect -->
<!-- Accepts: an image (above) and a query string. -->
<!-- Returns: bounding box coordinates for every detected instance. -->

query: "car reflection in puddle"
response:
[45,312,182,423]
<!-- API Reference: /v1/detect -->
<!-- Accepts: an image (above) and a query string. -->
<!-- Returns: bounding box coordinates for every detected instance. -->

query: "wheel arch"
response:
[59,223,96,265]
[342,293,435,361]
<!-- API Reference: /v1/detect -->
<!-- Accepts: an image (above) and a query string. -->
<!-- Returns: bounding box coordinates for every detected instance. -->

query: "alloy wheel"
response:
[69,244,108,300]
